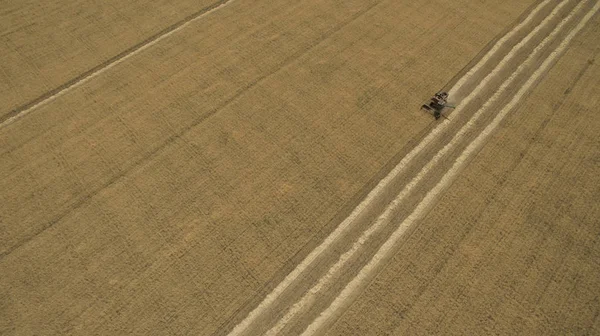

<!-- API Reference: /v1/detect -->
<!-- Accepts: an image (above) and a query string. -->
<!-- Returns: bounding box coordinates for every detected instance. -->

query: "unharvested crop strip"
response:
[227,0,562,334]
[0,0,235,130]
[302,1,599,334]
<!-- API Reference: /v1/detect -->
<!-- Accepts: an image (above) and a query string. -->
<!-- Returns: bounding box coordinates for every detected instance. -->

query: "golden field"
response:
[1,0,598,335]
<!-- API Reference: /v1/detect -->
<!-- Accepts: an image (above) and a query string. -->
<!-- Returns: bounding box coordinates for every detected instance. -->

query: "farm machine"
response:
[421,91,455,120]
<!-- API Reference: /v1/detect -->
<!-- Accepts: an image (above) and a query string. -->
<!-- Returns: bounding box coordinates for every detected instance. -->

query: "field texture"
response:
[1,0,598,335]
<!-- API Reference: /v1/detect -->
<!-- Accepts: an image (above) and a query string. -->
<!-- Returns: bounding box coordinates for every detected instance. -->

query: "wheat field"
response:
[1,0,598,335]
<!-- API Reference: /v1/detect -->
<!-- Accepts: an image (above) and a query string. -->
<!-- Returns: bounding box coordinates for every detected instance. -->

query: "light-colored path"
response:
[306,2,600,334]
[229,0,555,333]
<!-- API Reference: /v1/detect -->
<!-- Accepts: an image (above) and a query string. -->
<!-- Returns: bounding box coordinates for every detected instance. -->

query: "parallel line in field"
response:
[227,0,561,334]
[444,0,570,122]
[302,1,600,334]
[448,0,554,98]
[264,0,580,333]
[0,0,234,130]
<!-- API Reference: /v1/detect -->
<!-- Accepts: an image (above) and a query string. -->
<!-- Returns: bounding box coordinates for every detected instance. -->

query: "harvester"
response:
[421,91,455,120]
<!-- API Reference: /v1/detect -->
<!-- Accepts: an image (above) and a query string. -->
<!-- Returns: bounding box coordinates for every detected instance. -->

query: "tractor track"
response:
[0,0,235,130]
[226,0,599,334]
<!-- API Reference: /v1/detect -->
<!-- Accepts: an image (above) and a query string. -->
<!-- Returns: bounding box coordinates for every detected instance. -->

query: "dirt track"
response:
[1,0,598,335]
